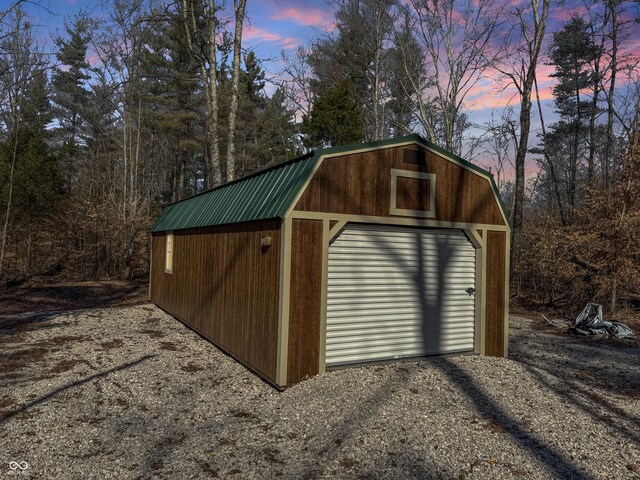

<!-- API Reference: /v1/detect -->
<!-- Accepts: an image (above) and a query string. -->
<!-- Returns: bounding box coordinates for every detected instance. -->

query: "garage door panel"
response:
[334,232,474,243]
[327,326,475,339]
[329,252,476,262]
[327,339,475,364]
[327,290,471,299]
[326,226,476,366]
[327,304,474,323]
[326,335,475,351]
[328,285,474,293]
[327,273,476,282]
[327,320,475,335]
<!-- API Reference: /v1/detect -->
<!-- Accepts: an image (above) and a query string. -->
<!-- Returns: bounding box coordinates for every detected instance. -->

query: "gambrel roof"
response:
[151,134,510,233]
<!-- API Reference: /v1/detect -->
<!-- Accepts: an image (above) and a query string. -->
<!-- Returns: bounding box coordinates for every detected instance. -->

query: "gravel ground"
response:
[1,305,639,479]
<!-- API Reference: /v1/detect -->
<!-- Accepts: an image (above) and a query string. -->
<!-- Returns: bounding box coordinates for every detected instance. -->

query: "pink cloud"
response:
[466,63,556,111]
[87,53,102,66]
[550,4,588,22]
[268,6,335,30]
[243,24,299,49]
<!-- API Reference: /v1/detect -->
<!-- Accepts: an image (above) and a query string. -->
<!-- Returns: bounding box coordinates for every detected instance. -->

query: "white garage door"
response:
[326,225,476,366]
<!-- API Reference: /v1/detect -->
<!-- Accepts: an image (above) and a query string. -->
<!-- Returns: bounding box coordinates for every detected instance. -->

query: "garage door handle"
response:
[465,287,475,296]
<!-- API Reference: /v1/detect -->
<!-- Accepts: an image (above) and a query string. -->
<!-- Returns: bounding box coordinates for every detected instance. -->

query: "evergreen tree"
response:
[1,69,62,221]
[257,88,297,164]
[549,16,599,124]
[50,15,94,190]
[545,15,600,216]
[301,79,364,148]
[306,0,396,141]
[141,13,204,201]
[233,52,297,176]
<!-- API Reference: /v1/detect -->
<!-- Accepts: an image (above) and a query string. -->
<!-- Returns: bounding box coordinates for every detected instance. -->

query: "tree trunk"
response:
[535,74,566,225]
[611,279,617,313]
[604,0,617,189]
[513,90,530,233]
[587,82,598,186]
[225,0,247,183]
[0,124,20,277]
[569,69,581,216]
[372,2,385,141]
[182,0,222,187]
[510,0,551,249]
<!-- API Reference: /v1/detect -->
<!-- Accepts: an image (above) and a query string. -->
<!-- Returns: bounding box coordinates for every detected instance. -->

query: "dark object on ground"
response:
[573,303,635,338]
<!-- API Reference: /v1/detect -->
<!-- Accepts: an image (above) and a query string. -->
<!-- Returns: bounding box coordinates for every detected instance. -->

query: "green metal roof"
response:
[151,152,318,232]
[151,134,510,233]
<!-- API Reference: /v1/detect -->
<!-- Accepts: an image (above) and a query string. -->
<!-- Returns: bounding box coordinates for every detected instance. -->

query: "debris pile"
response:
[572,303,635,338]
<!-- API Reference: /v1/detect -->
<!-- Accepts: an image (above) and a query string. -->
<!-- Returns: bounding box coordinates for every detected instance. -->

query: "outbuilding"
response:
[149,134,510,388]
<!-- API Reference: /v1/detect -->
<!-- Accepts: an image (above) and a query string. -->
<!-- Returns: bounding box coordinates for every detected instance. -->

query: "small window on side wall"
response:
[165,232,174,274]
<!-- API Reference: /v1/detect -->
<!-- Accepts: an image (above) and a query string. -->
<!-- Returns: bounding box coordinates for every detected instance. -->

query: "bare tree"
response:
[482,109,517,191]
[0,8,43,276]
[276,46,315,123]
[225,0,247,182]
[0,0,25,29]
[181,0,222,186]
[492,0,551,246]
[365,0,395,140]
[399,0,503,153]
[583,0,607,186]
[534,71,566,225]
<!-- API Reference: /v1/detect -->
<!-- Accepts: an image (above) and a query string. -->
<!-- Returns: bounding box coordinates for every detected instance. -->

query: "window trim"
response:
[389,169,436,218]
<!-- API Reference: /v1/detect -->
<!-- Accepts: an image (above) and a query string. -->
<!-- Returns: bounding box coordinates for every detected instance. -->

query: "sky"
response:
[10,0,640,178]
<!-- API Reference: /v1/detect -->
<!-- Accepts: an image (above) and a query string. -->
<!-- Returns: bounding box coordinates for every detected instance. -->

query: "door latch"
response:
[465,287,476,296]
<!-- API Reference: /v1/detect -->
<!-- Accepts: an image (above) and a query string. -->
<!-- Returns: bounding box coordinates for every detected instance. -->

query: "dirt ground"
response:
[0,279,148,316]
[1,289,639,479]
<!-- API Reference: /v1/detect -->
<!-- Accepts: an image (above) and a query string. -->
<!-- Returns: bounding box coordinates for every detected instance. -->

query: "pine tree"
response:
[141,13,204,201]
[10,69,62,220]
[306,0,395,141]
[546,15,600,216]
[50,15,94,190]
[224,51,297,176]
[301,79,364,148]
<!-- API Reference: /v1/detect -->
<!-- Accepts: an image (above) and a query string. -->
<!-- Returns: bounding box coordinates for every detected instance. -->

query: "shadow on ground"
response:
[0,279,149,321]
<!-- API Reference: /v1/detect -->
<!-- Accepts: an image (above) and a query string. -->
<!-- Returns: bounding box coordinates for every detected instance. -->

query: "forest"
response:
[0,0,639,315]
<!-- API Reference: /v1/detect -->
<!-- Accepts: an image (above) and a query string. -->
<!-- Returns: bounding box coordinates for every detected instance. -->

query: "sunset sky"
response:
[14,0,640,175]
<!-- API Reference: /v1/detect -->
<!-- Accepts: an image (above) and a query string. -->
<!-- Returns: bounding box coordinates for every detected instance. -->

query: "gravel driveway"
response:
[1,304,639,479]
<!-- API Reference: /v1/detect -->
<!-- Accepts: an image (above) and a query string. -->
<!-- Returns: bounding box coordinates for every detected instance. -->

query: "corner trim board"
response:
[318,219,330,374]
[276,217,292,386]
[504,230,511,357]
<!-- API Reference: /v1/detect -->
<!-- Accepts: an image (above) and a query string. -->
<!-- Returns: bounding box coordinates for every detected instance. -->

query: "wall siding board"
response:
[485,230,506,356]
[150,220,281,383]
[287,219,324,384]
[295,145,504,226]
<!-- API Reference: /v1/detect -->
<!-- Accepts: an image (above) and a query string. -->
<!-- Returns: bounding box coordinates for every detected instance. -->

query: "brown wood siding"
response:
[485,230,507,356]
[295,145,504,225]
[149,220,281,382]
[287,219,323,384]
[396,176,432,211]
